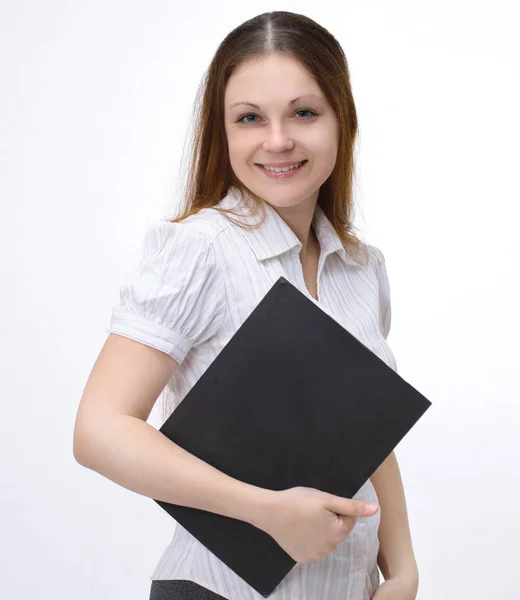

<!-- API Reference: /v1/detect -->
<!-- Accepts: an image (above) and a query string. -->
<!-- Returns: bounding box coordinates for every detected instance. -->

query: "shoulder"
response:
[138,210,234,271]
[365,244,386,267]
[108,215,230,365]
[364,244,389,280]
[164,206,234,247]
[130,215,230,287]
[342,241,386,271]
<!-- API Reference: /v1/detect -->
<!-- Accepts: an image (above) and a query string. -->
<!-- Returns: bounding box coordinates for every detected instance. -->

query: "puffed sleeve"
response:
[369,245,392,340]
[105,221,227,365]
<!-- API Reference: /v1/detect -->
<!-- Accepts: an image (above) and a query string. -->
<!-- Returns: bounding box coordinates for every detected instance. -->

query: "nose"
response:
[262,124,295,153]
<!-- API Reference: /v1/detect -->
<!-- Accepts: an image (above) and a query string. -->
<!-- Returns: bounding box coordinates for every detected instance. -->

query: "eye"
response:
[236,109,318,124]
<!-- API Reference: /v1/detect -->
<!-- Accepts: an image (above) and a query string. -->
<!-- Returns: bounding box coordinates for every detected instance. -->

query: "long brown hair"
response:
[167,10,367,262]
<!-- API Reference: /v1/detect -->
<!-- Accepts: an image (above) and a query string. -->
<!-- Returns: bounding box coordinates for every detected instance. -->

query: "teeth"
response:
[263,161,304,172]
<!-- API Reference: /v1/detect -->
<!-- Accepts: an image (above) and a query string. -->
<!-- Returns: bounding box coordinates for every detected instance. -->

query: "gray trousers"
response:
[149,580,229,600]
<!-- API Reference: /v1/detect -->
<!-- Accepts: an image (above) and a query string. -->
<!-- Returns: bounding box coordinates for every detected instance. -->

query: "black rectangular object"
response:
[154,276,432,597]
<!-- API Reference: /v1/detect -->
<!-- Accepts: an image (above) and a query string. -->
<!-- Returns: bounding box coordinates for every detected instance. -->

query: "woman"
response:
[73,10,419,600]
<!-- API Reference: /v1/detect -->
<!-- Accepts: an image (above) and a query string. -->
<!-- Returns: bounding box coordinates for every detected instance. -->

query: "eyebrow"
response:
[228,94,325,110]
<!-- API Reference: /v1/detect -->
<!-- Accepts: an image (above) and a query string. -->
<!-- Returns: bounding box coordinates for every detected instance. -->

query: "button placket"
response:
[291,246,325,307]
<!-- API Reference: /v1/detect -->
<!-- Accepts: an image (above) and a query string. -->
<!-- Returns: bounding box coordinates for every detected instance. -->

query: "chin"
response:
[263,195,307,208]
[251,181,322,209]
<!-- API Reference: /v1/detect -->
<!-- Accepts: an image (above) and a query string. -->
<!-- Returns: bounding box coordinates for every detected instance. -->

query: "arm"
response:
[73,333,276,529]
[370,451,419,588]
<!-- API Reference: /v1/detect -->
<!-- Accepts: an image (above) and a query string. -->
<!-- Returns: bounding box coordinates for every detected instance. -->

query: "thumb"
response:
[324,495,379,518]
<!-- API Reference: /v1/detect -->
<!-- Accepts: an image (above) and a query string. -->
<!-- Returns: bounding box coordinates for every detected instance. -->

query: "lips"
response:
[256,160,307,170]
[255,160,309,180]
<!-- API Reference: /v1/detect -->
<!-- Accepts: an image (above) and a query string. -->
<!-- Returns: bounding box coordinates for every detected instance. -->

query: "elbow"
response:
[73,413,122,467]
[73,432,89,467]
[73,419,95,467]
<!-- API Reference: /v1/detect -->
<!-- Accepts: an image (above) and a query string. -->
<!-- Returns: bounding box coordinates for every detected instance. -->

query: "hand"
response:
[258,486,379,564]
[372,576,419,600]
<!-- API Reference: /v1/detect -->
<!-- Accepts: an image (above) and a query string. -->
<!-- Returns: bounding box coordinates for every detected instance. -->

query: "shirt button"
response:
[355,558,364,570]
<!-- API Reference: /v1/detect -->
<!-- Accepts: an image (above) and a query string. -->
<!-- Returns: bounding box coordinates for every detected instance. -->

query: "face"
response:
[224,52,340,211]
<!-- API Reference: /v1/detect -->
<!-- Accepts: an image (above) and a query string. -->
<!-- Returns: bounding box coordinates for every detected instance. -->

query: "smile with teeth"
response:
[258,161,306,172]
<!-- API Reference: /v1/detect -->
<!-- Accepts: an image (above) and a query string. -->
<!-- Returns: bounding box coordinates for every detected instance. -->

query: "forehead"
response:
[224,53,322,104]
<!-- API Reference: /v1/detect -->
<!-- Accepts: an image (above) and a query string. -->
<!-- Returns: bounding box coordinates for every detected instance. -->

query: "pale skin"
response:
[224,51,419,595]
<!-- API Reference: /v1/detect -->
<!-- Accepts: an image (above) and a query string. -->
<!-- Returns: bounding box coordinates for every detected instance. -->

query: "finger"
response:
[325,496,378,518]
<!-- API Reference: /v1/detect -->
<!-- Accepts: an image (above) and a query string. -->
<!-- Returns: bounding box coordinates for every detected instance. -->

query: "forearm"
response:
[370,451,418,582]
[74,415,276,529]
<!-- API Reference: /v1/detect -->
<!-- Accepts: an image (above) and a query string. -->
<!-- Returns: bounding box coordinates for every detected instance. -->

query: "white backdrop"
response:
[2,1,519,598]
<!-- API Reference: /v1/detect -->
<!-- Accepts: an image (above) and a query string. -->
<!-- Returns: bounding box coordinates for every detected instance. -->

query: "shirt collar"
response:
[215,187,363,267]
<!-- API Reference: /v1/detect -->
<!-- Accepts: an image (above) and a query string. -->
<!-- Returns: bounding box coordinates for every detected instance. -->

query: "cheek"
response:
[324,143,339,165]
[306,121,338,152]
[308,139,338,169]
[226,132,251,161]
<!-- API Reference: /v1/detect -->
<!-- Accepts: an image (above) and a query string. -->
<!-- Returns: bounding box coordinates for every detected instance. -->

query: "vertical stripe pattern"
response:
[106,187,398,600]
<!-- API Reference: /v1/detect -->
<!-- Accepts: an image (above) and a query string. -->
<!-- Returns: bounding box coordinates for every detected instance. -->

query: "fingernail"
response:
[365,503,378,511]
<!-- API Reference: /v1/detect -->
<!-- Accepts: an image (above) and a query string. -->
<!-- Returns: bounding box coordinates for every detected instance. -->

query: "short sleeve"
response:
[369,245,392,340]
[105,221,227,365]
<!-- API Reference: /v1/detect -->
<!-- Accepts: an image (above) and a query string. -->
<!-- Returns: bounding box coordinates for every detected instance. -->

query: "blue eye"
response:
[237,109,317,124]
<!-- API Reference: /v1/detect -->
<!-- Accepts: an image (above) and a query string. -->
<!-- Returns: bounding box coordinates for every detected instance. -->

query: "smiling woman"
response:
[224,56,340,211]
[168,11,364,270]
[74,9,417,600]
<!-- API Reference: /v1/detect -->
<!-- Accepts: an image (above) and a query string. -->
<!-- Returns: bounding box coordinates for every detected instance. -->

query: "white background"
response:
[2,1,519,598]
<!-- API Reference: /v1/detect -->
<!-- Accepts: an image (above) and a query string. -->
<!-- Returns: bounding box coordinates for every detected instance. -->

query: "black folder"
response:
[153,276,432,597]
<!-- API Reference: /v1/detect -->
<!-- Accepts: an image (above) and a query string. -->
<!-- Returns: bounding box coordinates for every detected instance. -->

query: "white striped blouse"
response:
[105,186,398,600]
